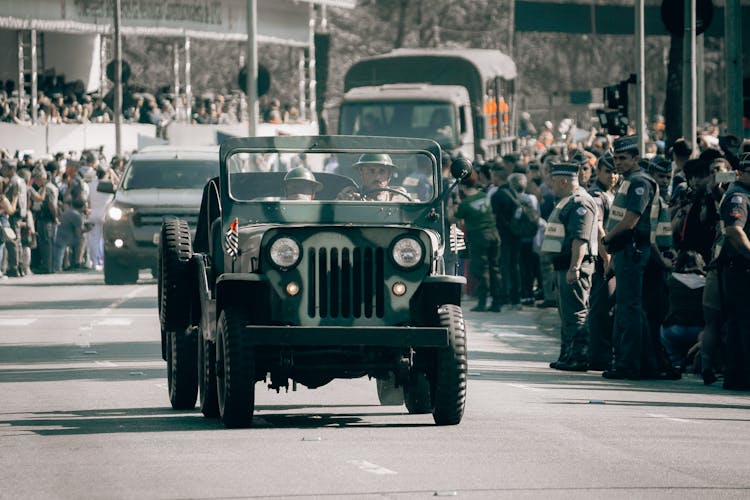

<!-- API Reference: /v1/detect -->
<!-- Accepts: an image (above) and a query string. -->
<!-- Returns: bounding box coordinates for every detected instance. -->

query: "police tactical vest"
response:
[541,188,598,256]
[606,170,670,247]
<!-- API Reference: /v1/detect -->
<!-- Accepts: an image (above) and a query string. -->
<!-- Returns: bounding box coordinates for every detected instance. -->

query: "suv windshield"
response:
[339,102,458,148]
[226,151,436,203]
[121,159,218,190]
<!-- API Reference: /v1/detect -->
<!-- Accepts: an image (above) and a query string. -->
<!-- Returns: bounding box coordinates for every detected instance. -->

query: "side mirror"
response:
[97,180,115,194]
[450,158,472,181]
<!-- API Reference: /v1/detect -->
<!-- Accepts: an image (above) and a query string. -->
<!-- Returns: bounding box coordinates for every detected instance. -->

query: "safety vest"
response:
[713,182,750,262]
[541,188,598,256]
[606,170,670,247]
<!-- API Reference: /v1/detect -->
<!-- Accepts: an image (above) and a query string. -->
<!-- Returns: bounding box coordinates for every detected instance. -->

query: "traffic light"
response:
[599,76,632,135]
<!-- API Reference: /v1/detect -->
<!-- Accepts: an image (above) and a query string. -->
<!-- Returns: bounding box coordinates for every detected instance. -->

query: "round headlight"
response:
[392,237,424,269]
[269,237,301,270]
[107,206,124,221]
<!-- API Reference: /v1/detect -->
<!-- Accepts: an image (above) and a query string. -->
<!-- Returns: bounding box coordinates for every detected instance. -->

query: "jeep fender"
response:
[411,275,466,324]
[193,255,217,342]
[215,273,271,328]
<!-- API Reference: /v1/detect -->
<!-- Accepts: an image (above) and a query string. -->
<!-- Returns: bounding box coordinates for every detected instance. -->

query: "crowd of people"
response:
[0,148,123,278]
[450,123,750,391]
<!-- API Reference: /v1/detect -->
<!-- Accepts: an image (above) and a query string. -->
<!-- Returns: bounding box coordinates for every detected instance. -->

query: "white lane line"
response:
[98,286,146,317]
[647,413,700,424]
[94,361,118,367]
[346,460,397,475]
[95,318,133,326]
[0,319,37,326]
[507,383,545,392]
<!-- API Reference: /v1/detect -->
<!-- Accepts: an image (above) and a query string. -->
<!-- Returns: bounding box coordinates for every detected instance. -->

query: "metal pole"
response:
[185,35,192,123]
[299,50,306,122]
[308,2,316,124]
[100,34,107,99]
[681,0,697,152]
[635,0,645,153]
[173,42,180,109]
[17,31,24,112]
[30,29,37,125]
[114,0,123,157]
[696,34,705,129]
[246,0,258,135]
[725,0,743,137]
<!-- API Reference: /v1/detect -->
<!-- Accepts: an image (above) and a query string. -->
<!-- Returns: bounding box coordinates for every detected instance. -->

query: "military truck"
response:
[338,48,517,163]
[158,135,471,428]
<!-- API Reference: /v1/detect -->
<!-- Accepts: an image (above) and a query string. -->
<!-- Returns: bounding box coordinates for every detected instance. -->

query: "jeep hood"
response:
[115,189,203,208]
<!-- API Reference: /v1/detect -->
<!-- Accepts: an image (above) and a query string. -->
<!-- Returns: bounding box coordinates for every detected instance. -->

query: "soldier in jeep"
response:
[282,167,322,200]
[337,153,411,202]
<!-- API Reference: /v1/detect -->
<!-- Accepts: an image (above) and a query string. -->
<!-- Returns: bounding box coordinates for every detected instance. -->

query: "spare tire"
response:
[159,218,193,358]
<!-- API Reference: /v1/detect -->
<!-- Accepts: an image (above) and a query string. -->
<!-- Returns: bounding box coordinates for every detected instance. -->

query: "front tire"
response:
[199,334,219,418]
[216,308,255,428]
[432,304,467,425]
[167,327,198,410]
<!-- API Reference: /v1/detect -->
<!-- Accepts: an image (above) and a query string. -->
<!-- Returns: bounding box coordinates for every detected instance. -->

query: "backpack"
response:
[509,196,540,238]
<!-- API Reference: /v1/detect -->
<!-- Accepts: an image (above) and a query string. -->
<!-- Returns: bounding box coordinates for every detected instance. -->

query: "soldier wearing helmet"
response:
[337,153,410,201]
[283,167,322,200]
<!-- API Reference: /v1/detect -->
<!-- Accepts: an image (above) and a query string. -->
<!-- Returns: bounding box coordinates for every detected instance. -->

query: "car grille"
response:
[306,246,385,319]
[133,213,198,227]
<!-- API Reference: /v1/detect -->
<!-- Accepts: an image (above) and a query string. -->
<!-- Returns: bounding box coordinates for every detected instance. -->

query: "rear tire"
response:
[376,374,404,406]
[167,327,198,410]
[199,334,219,418]
[159,218,193,333]
[404,371,433,414]
[216,307,255,428]
[432,304,467,425]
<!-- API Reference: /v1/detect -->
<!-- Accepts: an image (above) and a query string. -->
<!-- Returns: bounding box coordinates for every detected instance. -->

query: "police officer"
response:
[587,153,618,370]
[716,152,750,390]
[601,135,655,379]
[454,170,502,312]
[338,154,410,201]
[283,167,322,200]
[541,162,598,370]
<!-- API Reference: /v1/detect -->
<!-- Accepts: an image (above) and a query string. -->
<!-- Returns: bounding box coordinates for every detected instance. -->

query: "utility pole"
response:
[725,0,743,137]
[246,0,258,136]
[114,0,123,157]
[635,0,646,152]
[681,0,697,152]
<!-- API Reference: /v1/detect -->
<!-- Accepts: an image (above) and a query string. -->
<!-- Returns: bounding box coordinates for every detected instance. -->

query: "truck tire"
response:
[167,327,198,409]
[404,371,433,414]
[103,255,138,285]
[432,304,467,425]
[199,334,219,418]
[376,374,404,406]
[159,218,192,334]
[216,307,255,428]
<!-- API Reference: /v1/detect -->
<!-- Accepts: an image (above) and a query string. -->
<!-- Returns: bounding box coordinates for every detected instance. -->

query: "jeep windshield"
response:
[121,159,219,190]
[226,151,437,204]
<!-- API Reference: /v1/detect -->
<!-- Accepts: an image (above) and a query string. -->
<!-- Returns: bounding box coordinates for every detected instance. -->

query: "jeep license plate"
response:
[153,233,160,245]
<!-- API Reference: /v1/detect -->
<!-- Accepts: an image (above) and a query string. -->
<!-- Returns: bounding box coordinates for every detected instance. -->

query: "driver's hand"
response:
[336,186,362,200]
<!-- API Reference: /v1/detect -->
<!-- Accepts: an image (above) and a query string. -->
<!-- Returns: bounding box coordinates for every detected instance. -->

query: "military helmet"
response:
[353,153,397,171]
[283,167,322,192]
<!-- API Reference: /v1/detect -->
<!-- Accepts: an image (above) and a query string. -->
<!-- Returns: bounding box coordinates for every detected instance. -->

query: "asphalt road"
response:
[1,271,749,500]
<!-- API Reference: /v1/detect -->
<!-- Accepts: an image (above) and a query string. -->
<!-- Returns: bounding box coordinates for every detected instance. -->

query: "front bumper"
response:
[242,326,448,347]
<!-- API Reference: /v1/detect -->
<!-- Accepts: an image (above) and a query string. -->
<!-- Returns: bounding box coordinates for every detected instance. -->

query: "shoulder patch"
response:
[576,206,587,216]
[634,186,645,195]
[731,195,744,204]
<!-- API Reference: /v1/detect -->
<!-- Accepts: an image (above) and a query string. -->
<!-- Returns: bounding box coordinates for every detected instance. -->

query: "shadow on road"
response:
[0,404,434,435]
[0,297,157,311]
[0,341,161,364]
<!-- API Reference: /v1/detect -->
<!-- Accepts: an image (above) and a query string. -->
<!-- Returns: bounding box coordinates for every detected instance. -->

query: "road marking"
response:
[94,361,118,367]
[98,287,147,317]
[647,413,700,424]
[0,319,37,326]
[346,460,397,475]
[507,383,545,392]
[95,318,133,326]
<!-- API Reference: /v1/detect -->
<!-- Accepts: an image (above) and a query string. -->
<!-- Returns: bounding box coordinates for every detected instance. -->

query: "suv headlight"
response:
[391,237,424,270]
[269,236,301,270]
[106,205,134,222]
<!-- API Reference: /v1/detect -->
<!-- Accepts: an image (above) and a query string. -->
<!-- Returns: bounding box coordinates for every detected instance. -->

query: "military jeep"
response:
[158,136,470,428]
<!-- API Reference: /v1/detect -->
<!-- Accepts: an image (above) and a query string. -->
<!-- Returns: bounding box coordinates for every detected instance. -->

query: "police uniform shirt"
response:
[623,172,655,240]
[719,181,750,261]
[554,188,597,269]
[589,181,613,225]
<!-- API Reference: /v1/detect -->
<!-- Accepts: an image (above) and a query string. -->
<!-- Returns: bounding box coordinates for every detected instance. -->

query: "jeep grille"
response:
[307,246,385,319]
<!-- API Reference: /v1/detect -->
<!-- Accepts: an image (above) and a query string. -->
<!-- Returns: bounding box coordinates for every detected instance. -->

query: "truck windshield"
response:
[339,102,458,149]
[121,159,219,190]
